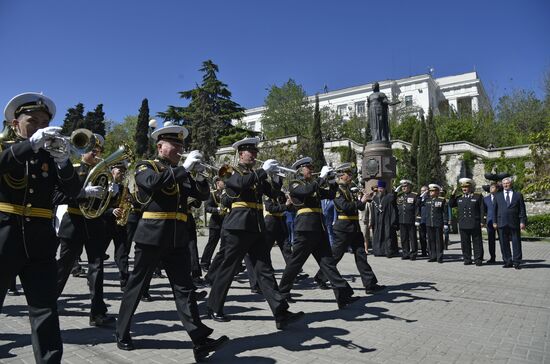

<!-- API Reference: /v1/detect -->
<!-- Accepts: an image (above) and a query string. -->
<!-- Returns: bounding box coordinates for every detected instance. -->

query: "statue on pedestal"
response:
[367,82,400,143]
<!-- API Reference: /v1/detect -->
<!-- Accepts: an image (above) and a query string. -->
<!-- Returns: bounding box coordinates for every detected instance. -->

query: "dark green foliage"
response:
[426,108,445,186]
[61,103,85,135]
[84,104,106,136]
[390,115,418,142]
[104,116,137,156]
[409,121,420,186]
[525,214,550,237]
[308,95,326,170]
[135,98,150,158]
[416,116,429,187]
[158,60,245,161]
[483,153,529,192]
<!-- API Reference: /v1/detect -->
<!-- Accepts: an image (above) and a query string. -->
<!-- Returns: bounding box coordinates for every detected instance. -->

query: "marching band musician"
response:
[200,177,226,273]
[101,162,131,290]
[395,179,420,260]
[115,124,227,360]
[422,184,449,263]
[206,137,304,330]
[449,178,485,266]
[55,133,116,327]
[279,157,358,309]
[0,92,80,363]
[313,165,385,294]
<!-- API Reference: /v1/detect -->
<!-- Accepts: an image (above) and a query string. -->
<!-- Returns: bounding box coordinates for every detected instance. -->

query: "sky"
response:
[1,0,549,127]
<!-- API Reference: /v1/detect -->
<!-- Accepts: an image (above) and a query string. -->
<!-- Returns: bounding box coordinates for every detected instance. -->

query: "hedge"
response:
[525,214,550,237]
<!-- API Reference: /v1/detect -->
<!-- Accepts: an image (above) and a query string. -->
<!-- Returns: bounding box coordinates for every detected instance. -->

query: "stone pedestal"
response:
[362,141,396,192]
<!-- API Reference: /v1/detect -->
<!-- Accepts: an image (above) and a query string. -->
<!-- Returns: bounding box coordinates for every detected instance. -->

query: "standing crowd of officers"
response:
[0,92,528,364]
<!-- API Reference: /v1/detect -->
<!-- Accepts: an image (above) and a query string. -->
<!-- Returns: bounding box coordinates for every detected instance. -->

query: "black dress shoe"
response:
[410,256,417,261]
[89,313,115,327]
[141,293,153,302]
[487,258,496,264]
[71,268,87,278]
[196,290,208,300]
[475,261,483,266]
[502,263,513,268]
[401,256,410,260]
[338,295,360,309]
[514,263,522,270]
[427,258,436,262]
[103,254,110,261]
[296,273,310,281]
[115,332,134,351]
[464,261,472,265]
[365,284,386,294]
[250,287,262,294]
[207,309,230,322]
[276,310,305,330]
[193,335,229,362]
[314,278,330,290]
[7,289,20,296]
[437,259,443,264]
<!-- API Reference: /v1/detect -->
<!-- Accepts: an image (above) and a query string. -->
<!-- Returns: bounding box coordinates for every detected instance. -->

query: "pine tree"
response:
[309,94,326,170]
[61,103,85,135]
[135,98,150,158]
[85,104,106,136]
[416,115,429,187]
[425,108,445,185]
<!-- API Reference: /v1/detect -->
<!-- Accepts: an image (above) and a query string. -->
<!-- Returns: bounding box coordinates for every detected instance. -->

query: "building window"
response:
[405,95,413,107]
[337,104,347,116]
[355,102,365,115]
[246,121,255,130]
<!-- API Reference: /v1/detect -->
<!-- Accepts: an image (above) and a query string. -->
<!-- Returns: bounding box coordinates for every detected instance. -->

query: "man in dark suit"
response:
[483,182,499,264]
[493,177,527,269]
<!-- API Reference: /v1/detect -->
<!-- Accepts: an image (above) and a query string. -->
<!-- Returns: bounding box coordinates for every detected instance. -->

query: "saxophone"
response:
[115,182,132,226]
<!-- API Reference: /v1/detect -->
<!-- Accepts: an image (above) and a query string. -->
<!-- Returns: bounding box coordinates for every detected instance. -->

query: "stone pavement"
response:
[2,234,550,364]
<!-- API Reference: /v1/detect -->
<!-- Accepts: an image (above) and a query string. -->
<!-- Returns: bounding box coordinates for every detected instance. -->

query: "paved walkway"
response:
[2,234,550,363]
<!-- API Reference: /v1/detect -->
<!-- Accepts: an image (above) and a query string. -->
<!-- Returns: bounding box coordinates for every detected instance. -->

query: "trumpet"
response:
[312,162,353,177]
[255,159,297,176]
[43,128,97,155]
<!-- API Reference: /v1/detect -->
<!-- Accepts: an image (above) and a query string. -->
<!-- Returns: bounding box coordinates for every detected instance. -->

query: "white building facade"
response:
[237,71,491,133]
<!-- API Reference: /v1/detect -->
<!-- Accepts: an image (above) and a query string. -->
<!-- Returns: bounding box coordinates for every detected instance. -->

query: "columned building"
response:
[237,71,491,133]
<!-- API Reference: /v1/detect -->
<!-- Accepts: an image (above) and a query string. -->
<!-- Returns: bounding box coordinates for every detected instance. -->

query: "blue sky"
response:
[1,0,549,126]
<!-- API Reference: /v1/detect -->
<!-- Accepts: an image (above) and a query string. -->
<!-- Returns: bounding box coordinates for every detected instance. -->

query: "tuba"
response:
[79,143,134,219]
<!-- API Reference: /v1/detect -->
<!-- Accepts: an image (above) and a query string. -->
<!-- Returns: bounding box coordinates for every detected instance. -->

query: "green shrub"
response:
[525,214,550,237]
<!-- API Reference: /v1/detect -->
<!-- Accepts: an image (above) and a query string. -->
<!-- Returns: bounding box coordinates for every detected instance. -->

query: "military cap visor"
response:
[428,183,441,191]
[232,137,260,151]
[459,177,474,187]
[151,125,189,144]
[291,157,313,170]
[4,92,56,121]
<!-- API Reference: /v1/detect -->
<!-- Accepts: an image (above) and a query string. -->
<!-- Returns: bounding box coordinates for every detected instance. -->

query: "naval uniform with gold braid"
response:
[314,183,379,289]
[449,193,485,264]
[0,138,80,363]
[279,177,354,305]
[206,163,290,319]
[116,158,213,344]
[55,163,109,320]
[397,191,420,259]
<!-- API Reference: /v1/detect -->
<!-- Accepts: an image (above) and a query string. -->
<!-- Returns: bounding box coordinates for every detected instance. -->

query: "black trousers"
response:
[486,220,496,260]
[400,223,418,258]
[279,230,354,304]
[56,237,107,317]
[459,227,484,263]
[201,227,221,269]
[103,222,130,286]
[0,239,63,364]
[207,229,288,319]
[498,226,522,265]
[315,230,378,289]
[116,243,212,344]
[204,232,226,285]
[248,227,292,290]
[427,226,444,261]
[419,223,428,255]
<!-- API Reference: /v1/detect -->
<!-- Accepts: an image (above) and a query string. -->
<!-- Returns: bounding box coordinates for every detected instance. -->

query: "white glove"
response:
[394,185,402,193]
[29,126,62,153]
[47,138,70,166]
[84,185,106,199]
[320,166,332,179]
[183,150,203,171]
[261,159,279,174]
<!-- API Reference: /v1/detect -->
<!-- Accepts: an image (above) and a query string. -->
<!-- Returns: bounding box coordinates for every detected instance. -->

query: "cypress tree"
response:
[135,98,150,158]
[309,94,326,170]
[425,108,445,185]
[409,119,420,186]
[416,115,429,187]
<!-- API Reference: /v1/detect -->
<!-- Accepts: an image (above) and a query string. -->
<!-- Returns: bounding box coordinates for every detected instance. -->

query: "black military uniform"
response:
[187,197,203,281]
[200,188,226,271]
[422,186,448,263]
[206,162,293,324]
[418,190,429,256]
[0,92,81,364]
[115,155,215,349]
[396,186,419,259]
[279,160,356,308]
[55,161,111,324]
[314,181,380,292]
[101,177,130,289]
[449,183,485,265]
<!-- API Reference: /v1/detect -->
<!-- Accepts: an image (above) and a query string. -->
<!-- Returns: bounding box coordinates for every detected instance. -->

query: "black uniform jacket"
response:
[0,139,80,259]
[422,196,448,228]
[205,190,225,229]
[132,159,209,247]
[263,179,288,233]
[333,184,365,233]
[55,162,105,240]
[222,163,273,232]
[290,177,337,232]
[396,192,419,225]
[448,193,484,229]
